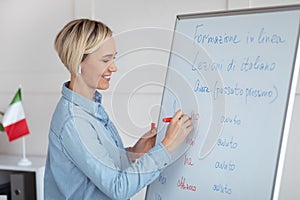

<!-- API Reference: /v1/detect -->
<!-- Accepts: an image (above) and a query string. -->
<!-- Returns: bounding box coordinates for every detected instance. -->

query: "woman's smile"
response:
[102,74,111,81]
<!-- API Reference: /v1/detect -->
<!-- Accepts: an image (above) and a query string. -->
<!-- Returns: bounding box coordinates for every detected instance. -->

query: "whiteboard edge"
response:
[177,4,300,20]
[272,27,300,200]
[144,14,180,200]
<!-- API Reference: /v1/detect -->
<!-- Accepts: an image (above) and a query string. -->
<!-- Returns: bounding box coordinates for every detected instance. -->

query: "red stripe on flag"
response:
[4,118,30,142]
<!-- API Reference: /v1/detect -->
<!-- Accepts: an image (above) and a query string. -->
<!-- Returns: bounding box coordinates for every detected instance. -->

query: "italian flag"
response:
[2,88,30,142]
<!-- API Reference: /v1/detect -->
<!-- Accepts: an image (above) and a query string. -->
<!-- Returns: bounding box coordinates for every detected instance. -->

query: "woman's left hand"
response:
[129,124,157,162]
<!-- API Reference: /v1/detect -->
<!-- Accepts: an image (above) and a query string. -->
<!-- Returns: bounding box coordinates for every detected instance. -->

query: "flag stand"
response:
[18,137,32,166]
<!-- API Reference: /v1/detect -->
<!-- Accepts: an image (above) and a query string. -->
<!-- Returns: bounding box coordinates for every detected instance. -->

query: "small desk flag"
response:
[2,88,30,141]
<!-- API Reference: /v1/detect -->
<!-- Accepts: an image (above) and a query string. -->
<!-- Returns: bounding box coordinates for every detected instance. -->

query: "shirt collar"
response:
[61,82,107,122]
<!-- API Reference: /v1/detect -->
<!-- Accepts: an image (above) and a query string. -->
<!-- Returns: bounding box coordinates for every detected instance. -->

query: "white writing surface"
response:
[146,6,300,200]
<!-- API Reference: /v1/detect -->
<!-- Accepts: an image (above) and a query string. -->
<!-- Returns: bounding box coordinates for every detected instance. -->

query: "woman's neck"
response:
[69,75,95,101]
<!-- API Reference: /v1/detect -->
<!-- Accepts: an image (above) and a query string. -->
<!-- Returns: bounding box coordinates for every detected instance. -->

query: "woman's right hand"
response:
[161,110,193,153]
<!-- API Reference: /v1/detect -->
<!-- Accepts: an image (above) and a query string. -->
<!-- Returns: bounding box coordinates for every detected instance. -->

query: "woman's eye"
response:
[103,60,110,63]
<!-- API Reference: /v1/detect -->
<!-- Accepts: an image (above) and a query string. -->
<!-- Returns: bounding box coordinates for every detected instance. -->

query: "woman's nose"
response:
[108,62,117,72]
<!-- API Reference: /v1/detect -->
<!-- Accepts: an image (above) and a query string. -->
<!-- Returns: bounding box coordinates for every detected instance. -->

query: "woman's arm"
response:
[60,117,171,200]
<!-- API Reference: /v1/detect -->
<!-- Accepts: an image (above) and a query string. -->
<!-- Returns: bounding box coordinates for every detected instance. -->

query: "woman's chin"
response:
[97,84,110,90]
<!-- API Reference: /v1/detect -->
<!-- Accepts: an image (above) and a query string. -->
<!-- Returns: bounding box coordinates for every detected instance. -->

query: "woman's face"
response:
[81,37,117,90]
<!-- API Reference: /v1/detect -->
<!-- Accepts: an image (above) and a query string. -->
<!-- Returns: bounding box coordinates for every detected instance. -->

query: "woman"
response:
[44,18,193,200]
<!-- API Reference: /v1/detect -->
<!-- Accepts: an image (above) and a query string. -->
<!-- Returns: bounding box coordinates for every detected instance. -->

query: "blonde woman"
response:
[44,19,193,200]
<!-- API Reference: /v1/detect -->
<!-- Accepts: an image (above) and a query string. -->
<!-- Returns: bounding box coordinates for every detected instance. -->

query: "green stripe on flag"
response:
[0,123,4,132]
[0,111,4,132]
[10,88,22,105]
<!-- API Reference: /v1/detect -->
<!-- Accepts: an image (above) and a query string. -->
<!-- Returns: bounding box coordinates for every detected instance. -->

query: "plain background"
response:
[0,0,299,199]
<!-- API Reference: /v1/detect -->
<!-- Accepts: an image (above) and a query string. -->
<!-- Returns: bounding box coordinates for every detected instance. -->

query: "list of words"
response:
[192,23,285,197]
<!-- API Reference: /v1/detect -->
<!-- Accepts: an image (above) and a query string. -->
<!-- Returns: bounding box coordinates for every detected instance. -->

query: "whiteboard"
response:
[146,5,300,200]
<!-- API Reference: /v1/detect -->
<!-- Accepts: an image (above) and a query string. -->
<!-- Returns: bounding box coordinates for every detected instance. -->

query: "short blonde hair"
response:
[54,18,112,75]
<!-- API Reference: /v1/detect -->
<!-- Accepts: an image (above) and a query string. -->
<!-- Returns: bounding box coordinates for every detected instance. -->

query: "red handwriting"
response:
[186,137,195,146]
[184,154,194,166]
[177,176,197,192]
[190,111,200,121]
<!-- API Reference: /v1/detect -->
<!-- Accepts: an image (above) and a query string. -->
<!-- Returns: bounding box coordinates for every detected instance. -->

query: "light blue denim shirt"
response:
[44,82,171,200]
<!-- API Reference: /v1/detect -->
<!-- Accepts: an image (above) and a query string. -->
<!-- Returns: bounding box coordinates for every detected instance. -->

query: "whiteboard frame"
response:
[146,5,300,200]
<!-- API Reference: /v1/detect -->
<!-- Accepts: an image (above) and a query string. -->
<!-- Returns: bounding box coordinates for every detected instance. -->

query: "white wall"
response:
[0,0,299,199]
[0,0,72,155]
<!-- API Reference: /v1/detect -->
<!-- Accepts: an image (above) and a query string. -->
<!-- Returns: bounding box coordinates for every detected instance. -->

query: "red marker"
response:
[162,116,192,122]
[162,117,172,123]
